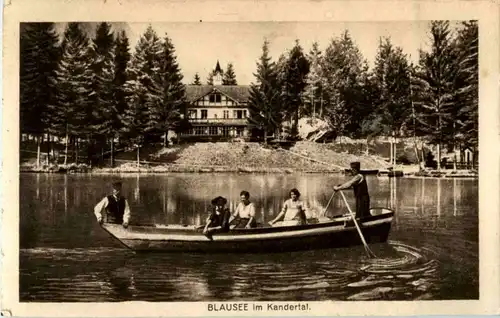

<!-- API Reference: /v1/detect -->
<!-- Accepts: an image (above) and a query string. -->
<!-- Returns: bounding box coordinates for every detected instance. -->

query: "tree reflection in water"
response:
[19,173,478,301]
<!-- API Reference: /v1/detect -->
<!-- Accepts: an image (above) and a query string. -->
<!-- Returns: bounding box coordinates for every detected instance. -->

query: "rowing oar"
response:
[338,190,376,258]
[321,191,337,217]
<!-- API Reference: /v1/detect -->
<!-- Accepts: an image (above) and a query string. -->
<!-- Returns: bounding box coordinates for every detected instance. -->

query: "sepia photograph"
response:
[18,19,480,301]
[2,0,500,316]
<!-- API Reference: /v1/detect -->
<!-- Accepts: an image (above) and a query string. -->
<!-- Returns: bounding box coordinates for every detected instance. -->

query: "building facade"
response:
[180,62,252,141]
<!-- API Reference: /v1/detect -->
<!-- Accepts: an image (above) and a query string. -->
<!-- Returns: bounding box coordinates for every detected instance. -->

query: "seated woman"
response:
[203,196,231,235]
[229,190,257,229]
[269,188,307,226]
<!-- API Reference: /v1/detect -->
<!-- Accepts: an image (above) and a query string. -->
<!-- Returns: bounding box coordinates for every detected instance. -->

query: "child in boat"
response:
[269,188,307,226]
[229,190,257,229]
[203,196,231,235]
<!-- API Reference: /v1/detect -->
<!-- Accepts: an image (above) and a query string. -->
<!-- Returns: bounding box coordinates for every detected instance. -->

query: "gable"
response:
[186,85,250,104]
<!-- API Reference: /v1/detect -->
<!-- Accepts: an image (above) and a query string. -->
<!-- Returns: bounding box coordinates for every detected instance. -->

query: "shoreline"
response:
[19,163,478,179]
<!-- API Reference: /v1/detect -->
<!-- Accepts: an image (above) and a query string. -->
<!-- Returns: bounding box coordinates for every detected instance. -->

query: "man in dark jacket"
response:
[94,181,131,228]
[333,162,371,219]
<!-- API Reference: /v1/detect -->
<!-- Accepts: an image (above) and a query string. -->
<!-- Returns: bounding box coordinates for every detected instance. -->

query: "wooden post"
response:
[136,146,140,168]
[110,138,114,168]
[64,132,69,165]
[36,135,41,167]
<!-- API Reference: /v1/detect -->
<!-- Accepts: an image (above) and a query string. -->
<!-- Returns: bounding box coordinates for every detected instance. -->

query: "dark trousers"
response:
[355,196,371,218]
[231,217,257,228]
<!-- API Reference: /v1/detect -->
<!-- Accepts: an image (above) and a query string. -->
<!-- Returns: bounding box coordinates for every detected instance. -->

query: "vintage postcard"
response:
[2,0,500,316]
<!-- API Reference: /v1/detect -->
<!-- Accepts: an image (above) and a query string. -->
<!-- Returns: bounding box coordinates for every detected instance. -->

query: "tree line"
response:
[21,23,188,166]
[21,21,477,169]
[248,21,478,168]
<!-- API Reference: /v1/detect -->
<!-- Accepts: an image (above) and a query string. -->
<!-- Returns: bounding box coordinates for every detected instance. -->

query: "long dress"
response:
[281,199,307,225]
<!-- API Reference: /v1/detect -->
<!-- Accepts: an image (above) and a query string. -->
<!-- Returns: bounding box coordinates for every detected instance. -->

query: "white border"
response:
[2,0,499,316]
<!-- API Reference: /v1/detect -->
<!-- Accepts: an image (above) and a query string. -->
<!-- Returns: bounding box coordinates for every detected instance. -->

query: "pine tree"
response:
[303,42,324,118]
[192,73,202,85]
[412,21,460,170]
[52,22,93,164]
[20,23,60,166]
[121,79,150,167]
[371,37,413,164]
[207,71,215,85]
[150,34,186,147]
[122,25,163,164]
[88,22,115,166]
[281,40,310,138]
[110,30,131,166]
[248,40,282,143]
[222,62,238,85]
[320,30,369,139]
[454,21,478,155]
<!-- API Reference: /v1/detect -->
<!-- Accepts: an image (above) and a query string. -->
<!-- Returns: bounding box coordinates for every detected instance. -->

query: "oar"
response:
[321,191,337,217]
[338,190,376,258]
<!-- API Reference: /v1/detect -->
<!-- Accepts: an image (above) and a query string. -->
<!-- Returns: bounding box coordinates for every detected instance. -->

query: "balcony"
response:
[188,118,248,125]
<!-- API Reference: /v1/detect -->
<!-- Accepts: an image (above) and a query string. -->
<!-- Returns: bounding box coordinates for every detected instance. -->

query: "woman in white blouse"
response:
[230,190,257,229]
[269,188,307,226]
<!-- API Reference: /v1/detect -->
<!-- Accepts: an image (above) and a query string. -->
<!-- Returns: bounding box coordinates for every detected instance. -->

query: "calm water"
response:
[19,173,478,301]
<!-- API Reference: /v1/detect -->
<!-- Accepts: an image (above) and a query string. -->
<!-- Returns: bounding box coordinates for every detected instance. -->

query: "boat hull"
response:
[101,209,394,253]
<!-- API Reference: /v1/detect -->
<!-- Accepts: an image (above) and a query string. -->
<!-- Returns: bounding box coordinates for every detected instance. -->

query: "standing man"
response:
[334,162,371,219]
[94,181,131,228]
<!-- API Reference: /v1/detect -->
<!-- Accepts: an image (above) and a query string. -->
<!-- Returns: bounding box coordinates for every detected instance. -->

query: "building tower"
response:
[213,60,223,86]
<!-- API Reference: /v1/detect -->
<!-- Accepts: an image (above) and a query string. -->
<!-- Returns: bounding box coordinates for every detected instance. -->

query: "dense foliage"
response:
[20,21,478,168]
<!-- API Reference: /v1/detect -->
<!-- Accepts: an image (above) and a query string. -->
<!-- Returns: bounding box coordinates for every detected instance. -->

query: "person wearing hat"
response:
[333,162,371,219]
[203,196,231,235]
[94,181,131,228]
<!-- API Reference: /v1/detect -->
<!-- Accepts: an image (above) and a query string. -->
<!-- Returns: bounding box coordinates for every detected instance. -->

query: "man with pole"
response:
[333,162,371,219]
[333,161,375,258]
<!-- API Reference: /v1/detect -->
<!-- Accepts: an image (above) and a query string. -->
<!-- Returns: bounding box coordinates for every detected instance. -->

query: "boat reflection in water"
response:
[19,173,478,301]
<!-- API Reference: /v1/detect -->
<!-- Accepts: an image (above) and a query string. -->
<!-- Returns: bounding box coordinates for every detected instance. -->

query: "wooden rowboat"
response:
[100,207,394,253]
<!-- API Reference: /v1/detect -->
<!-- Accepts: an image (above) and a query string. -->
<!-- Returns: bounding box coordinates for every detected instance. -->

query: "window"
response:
[209,127,218,135]
[222,127,230,136]
[188,110,197,119]
[194,127,206,135]
[201,110,208,119]
[236,127,244,136]
[235,110,245,119]
[223,110,229,119]
[209,93,222,103]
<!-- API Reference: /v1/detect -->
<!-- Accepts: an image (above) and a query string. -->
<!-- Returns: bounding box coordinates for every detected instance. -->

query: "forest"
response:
[20,21,478,169]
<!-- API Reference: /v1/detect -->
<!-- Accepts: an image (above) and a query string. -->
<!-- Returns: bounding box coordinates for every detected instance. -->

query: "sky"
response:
[56,21,440,85]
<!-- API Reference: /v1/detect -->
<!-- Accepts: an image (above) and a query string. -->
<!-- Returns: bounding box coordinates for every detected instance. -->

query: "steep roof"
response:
[214,60,223,74]
[185,85,251,103]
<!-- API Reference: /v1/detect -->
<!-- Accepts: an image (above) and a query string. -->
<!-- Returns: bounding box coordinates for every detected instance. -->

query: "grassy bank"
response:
[19,141,477,178]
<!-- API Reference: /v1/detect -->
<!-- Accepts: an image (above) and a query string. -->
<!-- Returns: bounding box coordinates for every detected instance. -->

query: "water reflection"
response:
[19,173,478,301]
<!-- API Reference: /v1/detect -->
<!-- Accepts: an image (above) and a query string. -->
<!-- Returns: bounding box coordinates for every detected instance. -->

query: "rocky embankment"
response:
[20,141,477,178]
[92,141,388,174]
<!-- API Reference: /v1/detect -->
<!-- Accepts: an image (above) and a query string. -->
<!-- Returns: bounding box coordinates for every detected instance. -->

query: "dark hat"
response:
[112,181,122,189]
[350,162,361,170]
[211,196,227,205]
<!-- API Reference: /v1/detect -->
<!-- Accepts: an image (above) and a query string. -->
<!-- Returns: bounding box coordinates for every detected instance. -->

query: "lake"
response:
[19,173,478,301]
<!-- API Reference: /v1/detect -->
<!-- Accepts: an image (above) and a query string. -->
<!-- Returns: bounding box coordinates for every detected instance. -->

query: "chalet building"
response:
[180,61,252,141]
